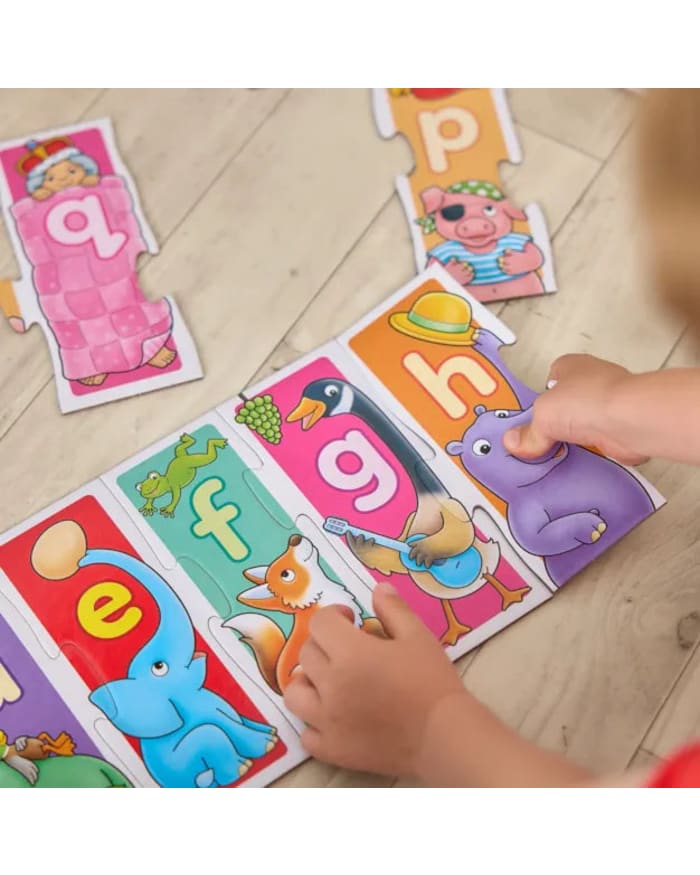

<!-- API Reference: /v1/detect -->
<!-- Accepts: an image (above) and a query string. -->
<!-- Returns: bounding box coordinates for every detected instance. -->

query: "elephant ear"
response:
[90,679,184,739]
[187,653,207,691]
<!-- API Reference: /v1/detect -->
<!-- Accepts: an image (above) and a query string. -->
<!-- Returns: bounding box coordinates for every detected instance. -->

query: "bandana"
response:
[416,180,505,234]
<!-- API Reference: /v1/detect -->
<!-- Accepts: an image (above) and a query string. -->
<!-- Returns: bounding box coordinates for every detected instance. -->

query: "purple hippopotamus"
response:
[420,180,545,302]
[445,329,656,587]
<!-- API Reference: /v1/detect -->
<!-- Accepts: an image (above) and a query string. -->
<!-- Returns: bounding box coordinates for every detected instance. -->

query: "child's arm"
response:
[503,354,700,466]
[284,585,593,786]
[412,691,591,787]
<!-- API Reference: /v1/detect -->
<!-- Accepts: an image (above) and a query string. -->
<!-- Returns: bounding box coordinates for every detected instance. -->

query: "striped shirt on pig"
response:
[428,232,531,285]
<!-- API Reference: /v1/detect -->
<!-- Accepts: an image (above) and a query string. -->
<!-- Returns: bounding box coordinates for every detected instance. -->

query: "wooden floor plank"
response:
[85,88,288,241]
[508,88,638,160]
[500,125,600,233]
[630,330,700,760]
[629,747,662,772]
[252,124,600,384]
[643,645,700,758]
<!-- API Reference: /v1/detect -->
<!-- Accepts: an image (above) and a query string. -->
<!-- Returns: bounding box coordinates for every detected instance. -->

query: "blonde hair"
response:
[638,89,700,331]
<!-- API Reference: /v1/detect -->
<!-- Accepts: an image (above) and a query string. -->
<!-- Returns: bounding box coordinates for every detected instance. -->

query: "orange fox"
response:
[224,534,382,695]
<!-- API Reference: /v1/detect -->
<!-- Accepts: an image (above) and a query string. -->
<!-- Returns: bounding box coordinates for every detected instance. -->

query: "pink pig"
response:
[420,181,545,301]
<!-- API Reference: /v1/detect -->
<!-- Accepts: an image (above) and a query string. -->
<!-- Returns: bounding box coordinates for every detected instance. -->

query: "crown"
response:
[16,137,75,176]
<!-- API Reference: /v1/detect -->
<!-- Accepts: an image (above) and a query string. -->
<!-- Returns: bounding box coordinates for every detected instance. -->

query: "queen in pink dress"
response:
[12,137,175,386]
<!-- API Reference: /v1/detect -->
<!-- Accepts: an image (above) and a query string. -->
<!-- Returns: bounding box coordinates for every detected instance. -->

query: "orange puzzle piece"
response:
[373,88,556,304]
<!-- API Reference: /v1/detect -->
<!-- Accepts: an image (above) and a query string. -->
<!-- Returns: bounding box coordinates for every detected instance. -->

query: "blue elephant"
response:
[78,547,278,787]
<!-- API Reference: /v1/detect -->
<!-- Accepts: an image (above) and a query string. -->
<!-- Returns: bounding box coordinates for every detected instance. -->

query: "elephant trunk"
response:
[79,549,195,666]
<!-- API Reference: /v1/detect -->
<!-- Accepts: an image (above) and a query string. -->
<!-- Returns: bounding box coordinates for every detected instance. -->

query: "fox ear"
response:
[243,565,267,584]
[290,535,314,562]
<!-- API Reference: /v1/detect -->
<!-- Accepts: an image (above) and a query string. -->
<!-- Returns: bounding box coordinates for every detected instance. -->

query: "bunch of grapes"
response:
[235,394,282,444]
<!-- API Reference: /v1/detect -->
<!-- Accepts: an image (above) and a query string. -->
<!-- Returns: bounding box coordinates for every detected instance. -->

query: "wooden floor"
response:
[0,88,698,787]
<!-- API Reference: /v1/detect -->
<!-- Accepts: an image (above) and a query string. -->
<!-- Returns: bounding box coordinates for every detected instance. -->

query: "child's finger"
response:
[503,422,556,459]
[298,638,329,684]
[284,675,322,728]
[549,353,591,382]
[372,583,425,640]
[300,726,325,759]
[308,605,357,653]
[329,604,356,623]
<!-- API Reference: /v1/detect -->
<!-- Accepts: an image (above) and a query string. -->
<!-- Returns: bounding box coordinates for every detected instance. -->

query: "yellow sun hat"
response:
[389,290,477,346]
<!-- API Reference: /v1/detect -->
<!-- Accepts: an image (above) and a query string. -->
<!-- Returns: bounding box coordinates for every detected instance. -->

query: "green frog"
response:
[136,433,228,518]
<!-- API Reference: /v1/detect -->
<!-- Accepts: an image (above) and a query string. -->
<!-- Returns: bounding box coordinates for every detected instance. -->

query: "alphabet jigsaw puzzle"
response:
[373,89,556,302]
[0,263,664,787]
[0,118,202,413]
[0,91,665,787]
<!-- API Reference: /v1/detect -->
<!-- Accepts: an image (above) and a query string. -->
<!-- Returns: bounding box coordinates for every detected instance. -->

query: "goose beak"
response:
[287,396,326,430]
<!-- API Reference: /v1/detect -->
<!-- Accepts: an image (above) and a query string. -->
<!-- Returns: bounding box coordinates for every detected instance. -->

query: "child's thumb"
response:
[372,583,422,640]
[503,423,555,459]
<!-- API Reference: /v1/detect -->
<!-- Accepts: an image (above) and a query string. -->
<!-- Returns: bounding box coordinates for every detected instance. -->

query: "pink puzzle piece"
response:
[13,181,173,382]
[0,119,202,412]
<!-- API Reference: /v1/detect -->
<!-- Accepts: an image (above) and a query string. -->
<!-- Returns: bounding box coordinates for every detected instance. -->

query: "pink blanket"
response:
[12,177,172,381]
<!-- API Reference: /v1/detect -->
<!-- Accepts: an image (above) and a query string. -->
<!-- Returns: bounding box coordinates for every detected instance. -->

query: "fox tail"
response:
[223,614,285,695]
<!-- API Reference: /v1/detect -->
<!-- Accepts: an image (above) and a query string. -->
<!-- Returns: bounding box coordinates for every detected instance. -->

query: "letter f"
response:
[191,477,250,561]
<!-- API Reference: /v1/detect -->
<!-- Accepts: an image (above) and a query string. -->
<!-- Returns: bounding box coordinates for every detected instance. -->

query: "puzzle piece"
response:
[372,88,556,303]
[341,264,665,588]
[0,118,202,413]
[0,485,302,787]
[0,253,668,786]
[104,411,376,713]
[224,342,546,655]
[0,589,138,787]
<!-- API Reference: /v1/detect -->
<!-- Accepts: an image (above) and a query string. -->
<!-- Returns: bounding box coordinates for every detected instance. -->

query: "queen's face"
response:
[42,159,88,192]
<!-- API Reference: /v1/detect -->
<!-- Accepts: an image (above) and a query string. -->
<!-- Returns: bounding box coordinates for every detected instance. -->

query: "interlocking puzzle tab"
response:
[372,88,556,303]
[0,488,302,788]
[0,118,202,413]
[341,265,664,589]
[104,415,378,708]
[0,261,668,785]
[226,345,552,655]
[0,605,135,787]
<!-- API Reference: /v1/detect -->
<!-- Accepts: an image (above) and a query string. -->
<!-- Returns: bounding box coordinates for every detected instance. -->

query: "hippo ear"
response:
[474,405,487,416]
[420,186,445,215]
[502,199,527,221]
[446,440,464,456]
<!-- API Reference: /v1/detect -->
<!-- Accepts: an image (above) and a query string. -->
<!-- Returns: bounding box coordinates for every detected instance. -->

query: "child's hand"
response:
[503,354,649,465]
[283,583,467,779]
[285,584,594,786]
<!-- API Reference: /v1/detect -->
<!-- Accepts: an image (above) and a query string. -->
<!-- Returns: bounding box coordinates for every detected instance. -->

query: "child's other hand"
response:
[283,583,467,779]
[503,354,649,465]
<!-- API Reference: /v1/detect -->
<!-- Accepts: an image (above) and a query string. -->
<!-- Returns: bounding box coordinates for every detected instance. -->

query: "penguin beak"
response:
[287,396,327,430]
